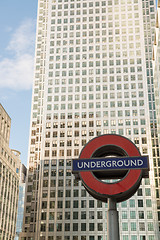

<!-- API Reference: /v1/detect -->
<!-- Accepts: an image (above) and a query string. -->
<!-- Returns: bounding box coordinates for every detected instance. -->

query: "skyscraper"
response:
[21,0,160,239]
[152,0,160,230]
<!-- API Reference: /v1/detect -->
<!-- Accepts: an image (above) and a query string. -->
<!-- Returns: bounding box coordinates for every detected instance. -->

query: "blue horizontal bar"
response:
[72,156,149,172]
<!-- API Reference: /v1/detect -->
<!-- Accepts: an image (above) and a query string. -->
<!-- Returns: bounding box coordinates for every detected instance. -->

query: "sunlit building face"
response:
[20,1,160,240]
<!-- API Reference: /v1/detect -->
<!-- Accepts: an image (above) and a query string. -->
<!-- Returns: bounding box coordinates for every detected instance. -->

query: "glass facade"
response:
[15,164,27,240]
[15,184,26,240]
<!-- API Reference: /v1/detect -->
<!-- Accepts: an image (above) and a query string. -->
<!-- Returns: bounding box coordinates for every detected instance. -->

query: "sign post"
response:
[72,134,149,240]
[107,198,120,240]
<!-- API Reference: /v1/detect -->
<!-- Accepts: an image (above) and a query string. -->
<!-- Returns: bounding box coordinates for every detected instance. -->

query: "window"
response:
[57,223,62,231]
[146,199,152,207]
[81,189,86,197]
[41,212,46,220]
[122,236,129,240]
[50,201,55,208]
[50,191,55,198]
[58,201,63,208]
[73,212,78,219]
[139,211,144,219]
[43,180,48,187]
[139,223,145,231]
[65,201,70,208]
[65,223,70,231]
[97,211,103,219]
[67,140,72,146]
[73,200,79,208]
[140,236,146,240]
[89,237,94,240]
[97,201,102,208]
[59,160,64,166]
[74,190,79,197]
[122,211,127,219]
[66,179,71,186]
[131,236,137,240]
[81,200,86,208]
[121,201,127,208]
[145,188,151,196]
[41,224,46,232]
[130,200,135,207]
[89,223,94,231]
[49,212,54,220]
[130,211,136,219]
[49,223,54,232]
[89,211,94,219]
[81,211,86,219]
[147,211,153,219]
[73,223,78,231]
[131,222,136,231]
[58,179,63,186]
[89,200,94,208]
[148,223,154,231]
[138,200,143,207]
[81,223,86,231]
[122,223,128,231]
[137,189,142,196]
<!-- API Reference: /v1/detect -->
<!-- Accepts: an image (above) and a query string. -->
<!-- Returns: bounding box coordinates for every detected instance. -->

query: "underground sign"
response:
[72,134,149,202]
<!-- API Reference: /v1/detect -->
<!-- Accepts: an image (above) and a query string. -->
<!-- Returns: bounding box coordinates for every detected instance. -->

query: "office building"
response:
[0,104,21,240]
[21,0,160,239]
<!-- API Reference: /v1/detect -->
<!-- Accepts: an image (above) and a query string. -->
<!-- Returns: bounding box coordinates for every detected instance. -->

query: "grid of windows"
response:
[21,0,159,239]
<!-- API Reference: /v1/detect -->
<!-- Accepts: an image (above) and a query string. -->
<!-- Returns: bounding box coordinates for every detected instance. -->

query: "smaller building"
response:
[0,104,21,240]
[15,164,27,240]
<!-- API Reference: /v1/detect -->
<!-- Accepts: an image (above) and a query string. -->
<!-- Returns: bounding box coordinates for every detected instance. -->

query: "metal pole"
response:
[107,198,120,240]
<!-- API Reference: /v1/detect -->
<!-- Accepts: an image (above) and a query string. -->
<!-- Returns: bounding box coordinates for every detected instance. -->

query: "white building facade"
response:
[152,0,160,230]
[21,0,160,239]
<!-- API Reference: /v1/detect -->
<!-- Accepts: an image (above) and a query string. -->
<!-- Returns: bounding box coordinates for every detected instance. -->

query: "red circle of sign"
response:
[79,135,142,202]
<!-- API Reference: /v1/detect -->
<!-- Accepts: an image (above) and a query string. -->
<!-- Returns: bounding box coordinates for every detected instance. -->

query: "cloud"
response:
[0,19,36,90]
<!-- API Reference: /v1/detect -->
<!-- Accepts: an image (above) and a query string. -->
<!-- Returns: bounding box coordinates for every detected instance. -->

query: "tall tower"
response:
[152,0,160,231]
[21,0,160,239]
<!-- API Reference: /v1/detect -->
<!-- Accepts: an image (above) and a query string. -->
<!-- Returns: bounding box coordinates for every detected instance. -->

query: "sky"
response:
[0,0,38,167]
